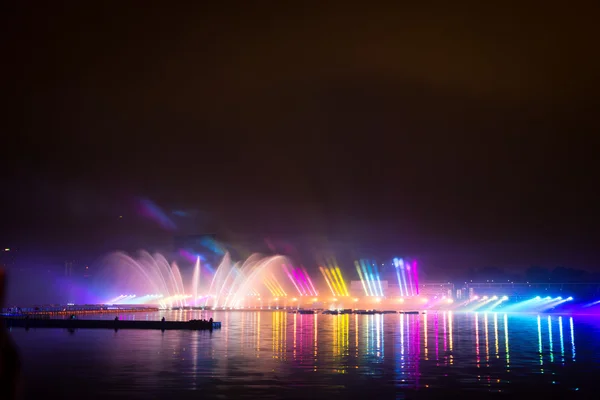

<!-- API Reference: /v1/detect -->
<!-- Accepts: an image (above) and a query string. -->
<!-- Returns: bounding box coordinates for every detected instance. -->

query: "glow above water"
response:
[91,251,584,313]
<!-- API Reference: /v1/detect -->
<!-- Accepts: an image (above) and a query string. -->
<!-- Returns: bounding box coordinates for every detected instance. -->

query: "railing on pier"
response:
[1,305,159,317]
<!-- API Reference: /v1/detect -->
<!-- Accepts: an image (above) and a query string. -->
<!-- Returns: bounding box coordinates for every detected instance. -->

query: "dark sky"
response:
[1,2,599,269]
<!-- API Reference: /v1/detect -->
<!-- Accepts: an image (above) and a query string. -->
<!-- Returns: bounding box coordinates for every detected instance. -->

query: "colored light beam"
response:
[330,266,347,296]
[301,266,318,296]
[399,259,409,296]
[300,269,315,296]
[406,262,414,296]
[369,261,379,296]
[501,296,541,312]
[365,260,378,296]
[325,265,341,296]
[330,266,342,296]
[326,259,345,296]
[296,268,313,295]
[334,267,350,296]
[412,260,420,295]
[320,266,336,296]
[487,296,509,311]
[394,258,404,296]
[470,296,496,311]
[373,260,384,297]
[137,198,177,231]
[291,267,308,295]
[395,259,404,296]
[263,279,278,296]
[291,268,307,295]
[583,299,600,308]
[129,294,155,304]
[282,264,303,296]
[360,260,375,296]
[538,296,572,312]
[106,294,127,304]
[119,295,137,304]
[324,267,341,296]
[355,261,369,296]
[270,275,287,297]
[199,236,226,255]
[179,249,200,263]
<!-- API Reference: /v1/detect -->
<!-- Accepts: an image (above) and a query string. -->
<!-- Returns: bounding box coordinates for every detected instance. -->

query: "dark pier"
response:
[2,318,221,331]
[1,305,159,317]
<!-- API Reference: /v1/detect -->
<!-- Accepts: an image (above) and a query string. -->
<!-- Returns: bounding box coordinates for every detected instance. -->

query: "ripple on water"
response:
[10,311,600,399]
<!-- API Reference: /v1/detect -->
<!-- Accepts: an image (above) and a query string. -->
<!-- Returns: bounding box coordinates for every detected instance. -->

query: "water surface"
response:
[9,311,600,399]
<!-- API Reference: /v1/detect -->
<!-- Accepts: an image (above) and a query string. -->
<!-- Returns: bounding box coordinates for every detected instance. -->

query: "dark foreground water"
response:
[9,311,600,399]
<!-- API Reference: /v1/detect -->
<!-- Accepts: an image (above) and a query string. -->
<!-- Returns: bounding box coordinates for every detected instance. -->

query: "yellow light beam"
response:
[271,275,287,297]
[319,266,336,296]
[325,267,341,296]
[267,276,280,297]
[329,267,344,296]
[326,266,342,296]
[335,266,349,296]
[264,279,277,296]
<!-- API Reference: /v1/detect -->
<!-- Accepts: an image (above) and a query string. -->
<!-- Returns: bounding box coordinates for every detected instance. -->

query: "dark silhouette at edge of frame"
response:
[0,269,21,400]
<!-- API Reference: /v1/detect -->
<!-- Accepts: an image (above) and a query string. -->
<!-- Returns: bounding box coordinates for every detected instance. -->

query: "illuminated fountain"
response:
[95,251,314,309]
[205,253,293,309]
[95,251,189,308]
[92,251,432,310]
[93,251,577,313]
[320,260,350,297]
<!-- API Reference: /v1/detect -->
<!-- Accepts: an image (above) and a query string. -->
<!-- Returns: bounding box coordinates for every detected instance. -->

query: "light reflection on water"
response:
[9,311,600,399]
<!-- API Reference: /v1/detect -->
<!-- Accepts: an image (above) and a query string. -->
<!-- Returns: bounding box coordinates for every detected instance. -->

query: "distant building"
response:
[419,283,455,299]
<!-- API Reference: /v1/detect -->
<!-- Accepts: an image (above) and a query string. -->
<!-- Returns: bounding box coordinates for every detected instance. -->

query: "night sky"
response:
[2,2,599,271]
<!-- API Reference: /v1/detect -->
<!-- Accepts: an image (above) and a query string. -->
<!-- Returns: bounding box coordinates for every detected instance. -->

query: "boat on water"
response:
[354,310,397,314]
[298,309,317,314]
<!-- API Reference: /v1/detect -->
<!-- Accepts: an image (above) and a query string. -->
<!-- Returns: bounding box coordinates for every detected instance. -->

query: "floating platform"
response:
[297,310,317,314]
[1,318,221,331]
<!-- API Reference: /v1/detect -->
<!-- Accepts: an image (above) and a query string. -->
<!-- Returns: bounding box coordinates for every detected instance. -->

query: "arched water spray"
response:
[138,251,171,296]
[96,251,164,297]
[229,255,291,308]
[95,250,297,309]
[205,253,233,308]
[95,251,189,309]
[171,262,185,306]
